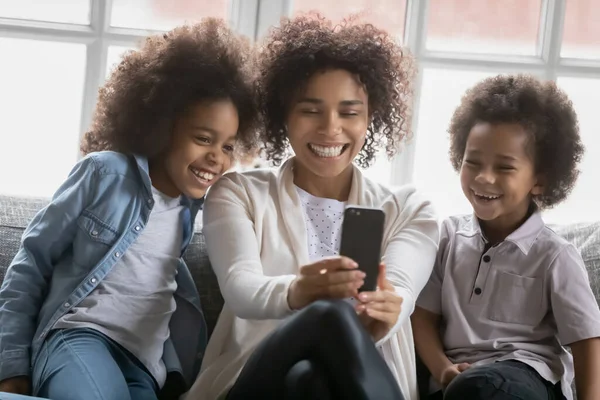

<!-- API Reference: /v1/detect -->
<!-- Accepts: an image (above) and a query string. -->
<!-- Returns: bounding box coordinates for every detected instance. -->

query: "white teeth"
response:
[190,167,214,181]
[474,191,501,200]
[309,144,345,158]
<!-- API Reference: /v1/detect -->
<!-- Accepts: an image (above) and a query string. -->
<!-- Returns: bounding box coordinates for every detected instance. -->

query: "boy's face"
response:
[460,122,543,236]
[152,99,239,199]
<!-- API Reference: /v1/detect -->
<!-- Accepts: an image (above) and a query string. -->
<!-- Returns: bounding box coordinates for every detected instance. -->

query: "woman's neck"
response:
[293,162,354,201]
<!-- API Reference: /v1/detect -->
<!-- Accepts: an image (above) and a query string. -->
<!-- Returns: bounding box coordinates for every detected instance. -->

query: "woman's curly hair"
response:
[256,13,414,167]
[81,18,259,158]
[449,74,584,208]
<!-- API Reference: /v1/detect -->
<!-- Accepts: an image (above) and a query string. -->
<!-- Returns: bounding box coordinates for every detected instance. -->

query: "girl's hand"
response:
[288,256,365,310]
[0,376,30,394]
[356,263,403,342]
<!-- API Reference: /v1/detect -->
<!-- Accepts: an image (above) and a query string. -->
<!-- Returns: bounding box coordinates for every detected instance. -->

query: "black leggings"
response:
[226,299,405,400]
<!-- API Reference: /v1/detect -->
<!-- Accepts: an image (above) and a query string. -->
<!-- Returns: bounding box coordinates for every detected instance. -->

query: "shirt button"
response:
[64,302,71,307]
[115,251,121,258]
[91,230,98,236]
[91,278,97,284]
[474,287,482,295]
[134,225,141,231]
[483,255,491,262]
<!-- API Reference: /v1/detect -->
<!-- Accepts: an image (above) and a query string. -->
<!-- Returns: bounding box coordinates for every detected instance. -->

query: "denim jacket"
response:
[0,151,207,391]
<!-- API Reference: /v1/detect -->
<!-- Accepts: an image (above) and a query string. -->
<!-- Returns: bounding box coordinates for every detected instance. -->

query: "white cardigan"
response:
[183,158,439,400]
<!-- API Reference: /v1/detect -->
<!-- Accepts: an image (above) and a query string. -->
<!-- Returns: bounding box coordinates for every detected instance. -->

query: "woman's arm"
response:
[571,337,600,400]
[375,187,439,344]
[202,174,297,320]
[0,156,97,383]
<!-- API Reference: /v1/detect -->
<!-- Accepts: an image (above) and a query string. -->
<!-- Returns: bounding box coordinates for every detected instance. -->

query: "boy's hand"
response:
[440,363,470,388]
[0,376,30,394]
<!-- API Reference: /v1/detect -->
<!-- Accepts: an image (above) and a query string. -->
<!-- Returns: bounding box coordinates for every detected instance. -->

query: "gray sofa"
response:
[1,194,599,398]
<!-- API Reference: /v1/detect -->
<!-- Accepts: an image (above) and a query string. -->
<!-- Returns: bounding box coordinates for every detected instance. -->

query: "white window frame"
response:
[0,0,259,158]
[257,0,600,186]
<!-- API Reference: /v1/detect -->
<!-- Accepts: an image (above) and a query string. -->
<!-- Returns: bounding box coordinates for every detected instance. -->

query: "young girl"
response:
[184,14,439,400]
[412,75,600,400]
[0,19,258,400]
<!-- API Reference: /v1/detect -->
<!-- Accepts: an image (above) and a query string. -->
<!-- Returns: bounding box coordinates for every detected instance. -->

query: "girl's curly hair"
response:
[256,13,414,168]
[449,74,584,208]
[81,18,259,157]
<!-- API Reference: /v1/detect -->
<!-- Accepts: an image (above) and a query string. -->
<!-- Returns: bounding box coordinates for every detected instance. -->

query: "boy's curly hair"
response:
[449,74,584,208]
[81,18,259,157]
[256,13,414,168]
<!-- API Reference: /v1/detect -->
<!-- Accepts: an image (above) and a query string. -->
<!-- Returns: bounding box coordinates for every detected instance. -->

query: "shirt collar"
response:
[458,210,545,255]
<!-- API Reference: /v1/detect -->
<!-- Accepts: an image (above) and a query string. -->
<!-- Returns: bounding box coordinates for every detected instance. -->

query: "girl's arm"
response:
[0,156,97,383]
[571,337,600,400]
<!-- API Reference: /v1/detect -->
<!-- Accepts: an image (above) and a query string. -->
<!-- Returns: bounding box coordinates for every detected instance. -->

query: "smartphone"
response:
[339,206,385,292]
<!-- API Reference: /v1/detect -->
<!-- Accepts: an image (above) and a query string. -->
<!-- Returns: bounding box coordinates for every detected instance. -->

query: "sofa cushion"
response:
[552,222,600,307]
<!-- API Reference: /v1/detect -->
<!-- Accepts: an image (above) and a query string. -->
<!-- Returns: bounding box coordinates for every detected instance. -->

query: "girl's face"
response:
[286,69,369,181]
[151,99,239,199]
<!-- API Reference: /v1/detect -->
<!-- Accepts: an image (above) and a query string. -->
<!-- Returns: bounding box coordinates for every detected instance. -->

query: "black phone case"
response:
[339,207,385,292]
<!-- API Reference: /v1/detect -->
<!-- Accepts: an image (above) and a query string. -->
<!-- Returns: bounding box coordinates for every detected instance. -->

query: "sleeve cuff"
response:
[0,351,30,382]
[376,287,414,347]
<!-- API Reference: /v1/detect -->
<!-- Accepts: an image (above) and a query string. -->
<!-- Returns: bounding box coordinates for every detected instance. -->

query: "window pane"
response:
[292,0,407,40]
[110,0,229,31]
[561,0,600,60]
[106,45,135,79]
[0,38,86,197]
[0,0,90,25]
[360,151,392,186]
[413,68,496,219]
[426,0,542,56]
[543,78,600,224]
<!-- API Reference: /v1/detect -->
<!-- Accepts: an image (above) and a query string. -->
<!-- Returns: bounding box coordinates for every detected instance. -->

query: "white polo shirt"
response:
[417,212,600,400]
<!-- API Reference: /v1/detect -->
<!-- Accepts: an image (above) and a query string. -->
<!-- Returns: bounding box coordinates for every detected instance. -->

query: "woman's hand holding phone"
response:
[356,263,403,342]
[287,256,365,310]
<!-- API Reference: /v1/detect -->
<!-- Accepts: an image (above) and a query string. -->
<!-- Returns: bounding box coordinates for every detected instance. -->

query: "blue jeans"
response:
[0,328,158,400]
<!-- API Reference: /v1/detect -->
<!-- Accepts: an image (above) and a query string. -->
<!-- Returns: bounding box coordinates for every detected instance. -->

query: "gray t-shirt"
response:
[54,186,183,387]
[417,212,600,399]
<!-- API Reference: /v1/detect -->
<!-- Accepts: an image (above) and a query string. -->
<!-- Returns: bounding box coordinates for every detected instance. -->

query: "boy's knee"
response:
[444,368,496,400]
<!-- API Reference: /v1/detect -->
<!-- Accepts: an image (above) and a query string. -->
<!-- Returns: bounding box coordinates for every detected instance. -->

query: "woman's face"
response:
[286,69,369,180]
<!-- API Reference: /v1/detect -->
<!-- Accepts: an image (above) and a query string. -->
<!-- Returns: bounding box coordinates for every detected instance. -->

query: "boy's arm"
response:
[411,307,453,384]
[571,337,600,400]
[0,156,97,382]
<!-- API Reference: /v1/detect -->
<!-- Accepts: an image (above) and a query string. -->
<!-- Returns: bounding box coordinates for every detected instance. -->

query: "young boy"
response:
[412,74,600,400]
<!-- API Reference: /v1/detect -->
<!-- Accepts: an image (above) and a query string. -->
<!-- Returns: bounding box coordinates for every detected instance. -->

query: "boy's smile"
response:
[460,122,543,241]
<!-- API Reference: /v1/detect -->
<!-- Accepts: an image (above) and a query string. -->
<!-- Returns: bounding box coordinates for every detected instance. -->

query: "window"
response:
[561,0,600,60]
[426,0,543,56]
[0,0,91,25]
[292,0,407,40]
[110,0,229,31]
[0,38,86,197]
[0,0,243,197]
[544,78,600,223]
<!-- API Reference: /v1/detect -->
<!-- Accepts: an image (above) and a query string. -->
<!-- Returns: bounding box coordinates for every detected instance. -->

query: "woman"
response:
[184,15,439,400]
